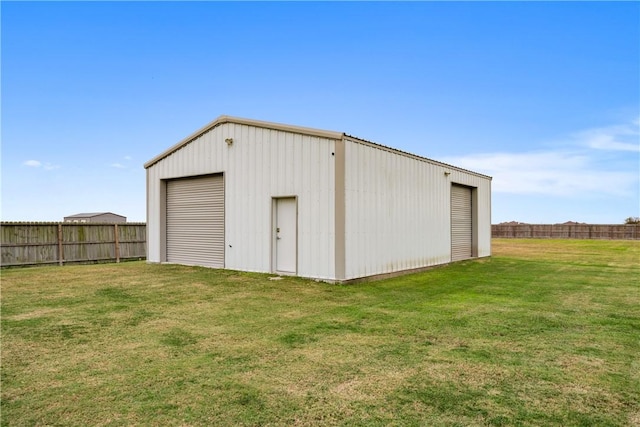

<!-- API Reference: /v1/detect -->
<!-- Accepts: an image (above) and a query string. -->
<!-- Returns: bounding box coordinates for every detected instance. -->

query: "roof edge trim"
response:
[144,115,344,168]
[343,134,493,180]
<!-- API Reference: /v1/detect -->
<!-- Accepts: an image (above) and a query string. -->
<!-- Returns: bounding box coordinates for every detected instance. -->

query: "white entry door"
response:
[274,197,297,273]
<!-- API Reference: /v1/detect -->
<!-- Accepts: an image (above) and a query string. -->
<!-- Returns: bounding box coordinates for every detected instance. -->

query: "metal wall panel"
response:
[146,122,337,280]
[451,184,472,261]
[344,138,491,280]
[166,174,224,268]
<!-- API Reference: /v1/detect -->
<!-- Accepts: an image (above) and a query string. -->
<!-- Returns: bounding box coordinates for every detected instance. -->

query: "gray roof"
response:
[64,212,124,218]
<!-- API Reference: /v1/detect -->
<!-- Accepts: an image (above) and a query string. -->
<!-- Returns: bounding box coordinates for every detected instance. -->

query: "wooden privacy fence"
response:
[492,224,640,240]
[1,222,146,267]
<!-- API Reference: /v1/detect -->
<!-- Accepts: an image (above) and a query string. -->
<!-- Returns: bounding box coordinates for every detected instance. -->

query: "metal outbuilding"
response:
[64,212,127,223]
[145,115,492,282]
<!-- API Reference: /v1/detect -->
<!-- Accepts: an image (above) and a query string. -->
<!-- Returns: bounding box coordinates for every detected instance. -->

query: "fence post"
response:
[57,223,64,266]
[114,224,120,263]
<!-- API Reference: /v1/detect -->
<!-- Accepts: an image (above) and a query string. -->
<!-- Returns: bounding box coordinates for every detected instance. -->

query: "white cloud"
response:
[110,156,132,169]
[573,118,640,152]
[447,151,636,197]
[442,118,640,198]
[23,160,60,170]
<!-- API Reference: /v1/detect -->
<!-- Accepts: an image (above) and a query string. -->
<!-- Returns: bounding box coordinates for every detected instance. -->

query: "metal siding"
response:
[451,184,472,261]
[146,122,336,280]
[345,141,444,279]
[146,168,160,263]
[344,139,491,280]
[166,175,224,267]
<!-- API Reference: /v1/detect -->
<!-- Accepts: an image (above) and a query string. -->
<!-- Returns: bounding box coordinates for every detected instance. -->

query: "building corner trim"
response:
[334,138,346,280]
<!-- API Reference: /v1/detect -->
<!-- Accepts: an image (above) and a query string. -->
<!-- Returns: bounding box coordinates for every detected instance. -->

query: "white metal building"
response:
[145,115,491,282]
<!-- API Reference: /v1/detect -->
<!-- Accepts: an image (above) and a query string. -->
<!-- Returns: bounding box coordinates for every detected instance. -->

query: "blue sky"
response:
[2,1,639,224]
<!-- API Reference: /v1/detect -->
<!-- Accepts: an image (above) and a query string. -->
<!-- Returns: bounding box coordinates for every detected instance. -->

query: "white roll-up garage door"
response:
[451,184,472,262]
[166,174,224,268]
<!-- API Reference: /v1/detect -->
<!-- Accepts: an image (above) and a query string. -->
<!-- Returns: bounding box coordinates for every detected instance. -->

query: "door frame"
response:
[163,173,225,267]
[450,183,478,262]
[271,196,298,274]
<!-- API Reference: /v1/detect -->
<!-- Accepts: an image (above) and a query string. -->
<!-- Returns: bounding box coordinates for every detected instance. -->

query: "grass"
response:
[1,239,639,426]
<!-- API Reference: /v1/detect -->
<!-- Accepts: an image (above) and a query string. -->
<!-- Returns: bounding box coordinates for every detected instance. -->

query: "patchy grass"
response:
[1,239,639,426]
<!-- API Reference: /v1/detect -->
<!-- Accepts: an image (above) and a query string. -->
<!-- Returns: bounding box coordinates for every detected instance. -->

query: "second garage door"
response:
[166,174,224,268]
[451,184,473,262]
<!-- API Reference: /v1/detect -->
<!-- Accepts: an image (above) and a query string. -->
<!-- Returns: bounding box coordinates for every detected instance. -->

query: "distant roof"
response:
[144,115,491,180]
[64,212,124,218]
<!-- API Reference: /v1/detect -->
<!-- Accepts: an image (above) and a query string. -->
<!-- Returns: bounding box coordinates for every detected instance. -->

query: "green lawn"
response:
[2,239,639,426]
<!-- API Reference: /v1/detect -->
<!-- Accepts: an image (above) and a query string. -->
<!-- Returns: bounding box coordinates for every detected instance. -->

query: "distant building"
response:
[64,212,126,223]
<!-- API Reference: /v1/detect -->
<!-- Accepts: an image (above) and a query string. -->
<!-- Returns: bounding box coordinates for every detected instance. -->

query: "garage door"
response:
[166,174,224,267]
[451,184,472,261]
